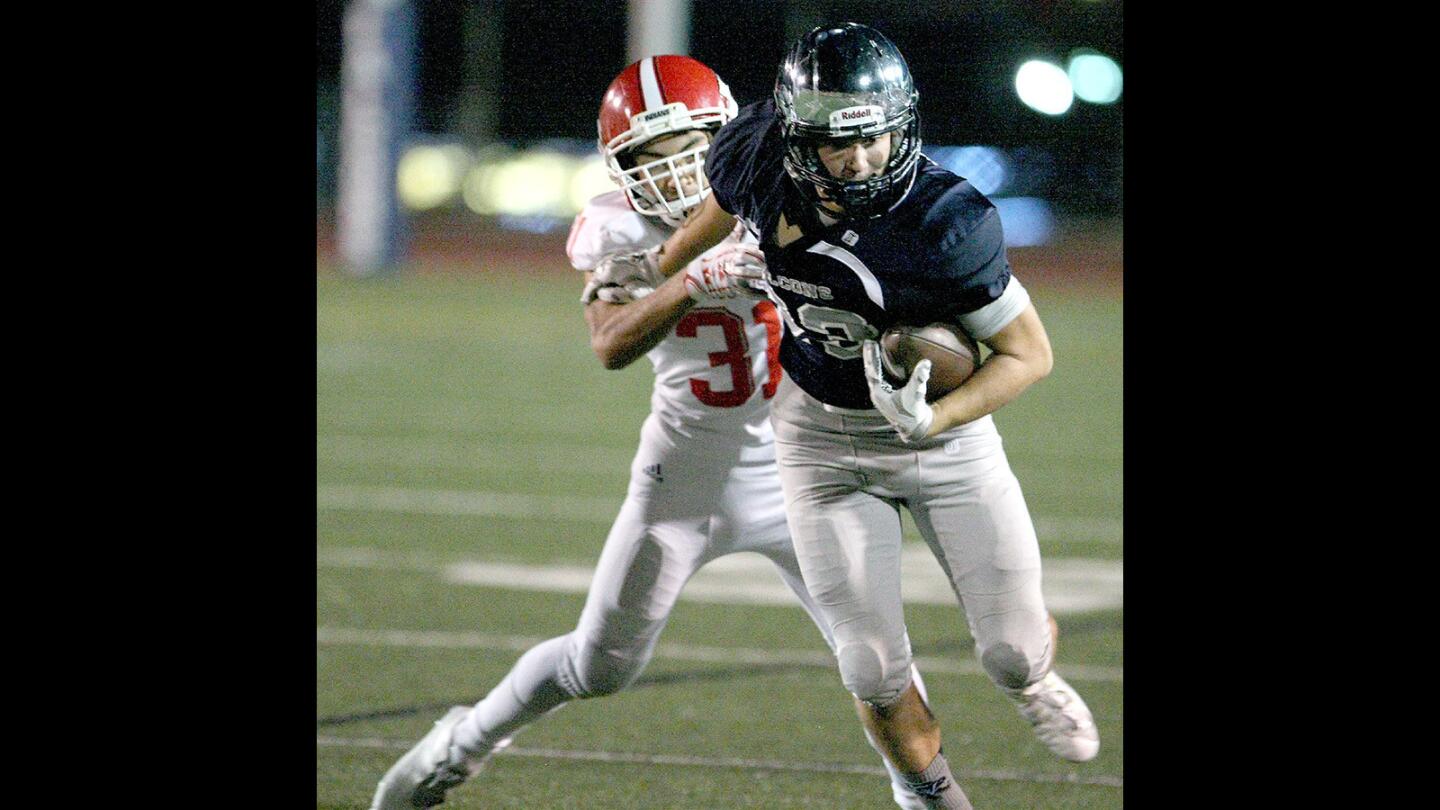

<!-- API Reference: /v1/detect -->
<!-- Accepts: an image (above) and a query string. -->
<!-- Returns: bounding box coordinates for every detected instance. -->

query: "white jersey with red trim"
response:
[567,190,782,451]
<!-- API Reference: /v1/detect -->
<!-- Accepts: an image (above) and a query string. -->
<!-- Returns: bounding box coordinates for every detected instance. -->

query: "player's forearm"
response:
[926,304,1053,434]
[927,351,1050,432]
[585,273,696,369]
[654,194,737,277]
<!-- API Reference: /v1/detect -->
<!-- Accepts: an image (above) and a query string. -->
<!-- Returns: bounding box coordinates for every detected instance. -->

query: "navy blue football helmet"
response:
[774,23,922,220]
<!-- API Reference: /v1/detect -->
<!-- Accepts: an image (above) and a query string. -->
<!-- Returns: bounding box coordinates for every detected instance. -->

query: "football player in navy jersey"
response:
[371,53,934,810]
[593,23,1099,809]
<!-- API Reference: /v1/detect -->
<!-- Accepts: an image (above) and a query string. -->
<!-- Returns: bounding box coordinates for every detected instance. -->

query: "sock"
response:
[450,634,574,756]
[910,664,929,704]
[899,750,973,810]
[864,725,927,810]
[863,664,941,810]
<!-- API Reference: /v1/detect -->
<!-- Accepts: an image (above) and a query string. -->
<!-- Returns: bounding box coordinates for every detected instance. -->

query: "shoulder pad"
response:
[567,191,667,271]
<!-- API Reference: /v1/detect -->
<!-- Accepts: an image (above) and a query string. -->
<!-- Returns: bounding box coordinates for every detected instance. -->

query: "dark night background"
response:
[316,0,1122,216]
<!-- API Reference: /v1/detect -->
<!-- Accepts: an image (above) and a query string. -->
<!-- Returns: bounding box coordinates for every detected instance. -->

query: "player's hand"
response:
[580,276,656,305]
[862,340,934,443]
[581,246,664,304]
[684,244,769,302]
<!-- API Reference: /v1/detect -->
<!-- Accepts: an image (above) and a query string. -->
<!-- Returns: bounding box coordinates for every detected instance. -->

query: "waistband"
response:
[820,401,877,416]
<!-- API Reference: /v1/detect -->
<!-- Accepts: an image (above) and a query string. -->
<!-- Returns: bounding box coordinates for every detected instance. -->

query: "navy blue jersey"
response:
[706,99,1013,409]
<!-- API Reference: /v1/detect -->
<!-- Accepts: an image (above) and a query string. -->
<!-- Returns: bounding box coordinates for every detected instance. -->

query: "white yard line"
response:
[316,484,622,523]
[316,483,1123,543]
[316,435,631,475]
[315,734,1123,788]
[317,545,1123,615]
[316,627,1123,682]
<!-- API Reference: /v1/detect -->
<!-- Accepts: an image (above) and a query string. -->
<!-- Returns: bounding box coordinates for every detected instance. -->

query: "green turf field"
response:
[317,266,1123,809]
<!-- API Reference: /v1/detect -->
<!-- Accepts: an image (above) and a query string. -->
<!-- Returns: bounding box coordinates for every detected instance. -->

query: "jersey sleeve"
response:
[704,100,775,220]
[925,189,1029,340]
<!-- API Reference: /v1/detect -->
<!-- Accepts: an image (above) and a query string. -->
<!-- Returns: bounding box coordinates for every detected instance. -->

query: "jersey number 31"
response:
[676,301,782,408]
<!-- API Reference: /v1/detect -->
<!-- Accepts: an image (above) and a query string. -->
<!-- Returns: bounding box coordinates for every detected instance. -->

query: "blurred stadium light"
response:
[459,144,517,216]
[402,138,1058,245]
[486,151,576,216]
[1015,59,1074,116]
[396,141,472,211]
[1067,50,1122,104]
[461,148,573,217]
[569,155,617,211]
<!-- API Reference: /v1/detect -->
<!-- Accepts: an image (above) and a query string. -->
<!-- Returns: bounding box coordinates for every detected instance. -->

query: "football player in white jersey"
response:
[371,54,931,810]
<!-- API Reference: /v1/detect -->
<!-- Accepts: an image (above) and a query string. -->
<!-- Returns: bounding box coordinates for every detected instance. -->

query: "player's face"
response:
[630,130,712,204]
[812,132,895,214]
[816,133,895,182]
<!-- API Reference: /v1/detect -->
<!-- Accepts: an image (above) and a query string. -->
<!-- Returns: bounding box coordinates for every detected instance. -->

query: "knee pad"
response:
[978,641,1047,690]
[838,642,910,707]
[972,606,1054,690]
[567,643,647,699]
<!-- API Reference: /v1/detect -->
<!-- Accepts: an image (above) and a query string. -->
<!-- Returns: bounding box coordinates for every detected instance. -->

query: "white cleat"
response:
[370,706,510,809]
[1003,671,1100,762]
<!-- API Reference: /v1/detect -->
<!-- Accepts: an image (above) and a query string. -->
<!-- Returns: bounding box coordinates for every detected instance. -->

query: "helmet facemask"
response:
[611,129,715,228]
[601,98,728,228]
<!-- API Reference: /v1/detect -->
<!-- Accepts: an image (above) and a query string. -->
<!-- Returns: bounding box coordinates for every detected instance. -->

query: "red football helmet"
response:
[597,55,738,226]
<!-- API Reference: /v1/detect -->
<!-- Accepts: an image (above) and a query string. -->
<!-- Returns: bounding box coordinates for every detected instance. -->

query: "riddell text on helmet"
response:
[827,105,883,129]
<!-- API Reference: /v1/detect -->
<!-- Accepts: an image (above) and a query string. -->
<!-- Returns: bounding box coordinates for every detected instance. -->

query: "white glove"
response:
[580,246,664,304]
[861,340,934,443]
[684,244,769,302]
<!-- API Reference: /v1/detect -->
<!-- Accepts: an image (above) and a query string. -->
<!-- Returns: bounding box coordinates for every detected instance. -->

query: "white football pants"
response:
[449,410,930,808]
[769,376,1054,708]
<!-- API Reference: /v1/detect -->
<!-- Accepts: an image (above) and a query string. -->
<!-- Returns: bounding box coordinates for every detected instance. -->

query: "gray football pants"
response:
[770,376,1054,707]
[451,408,934,807]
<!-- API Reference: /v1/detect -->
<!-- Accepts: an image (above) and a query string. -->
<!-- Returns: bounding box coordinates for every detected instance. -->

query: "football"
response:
[879,322,981,401]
